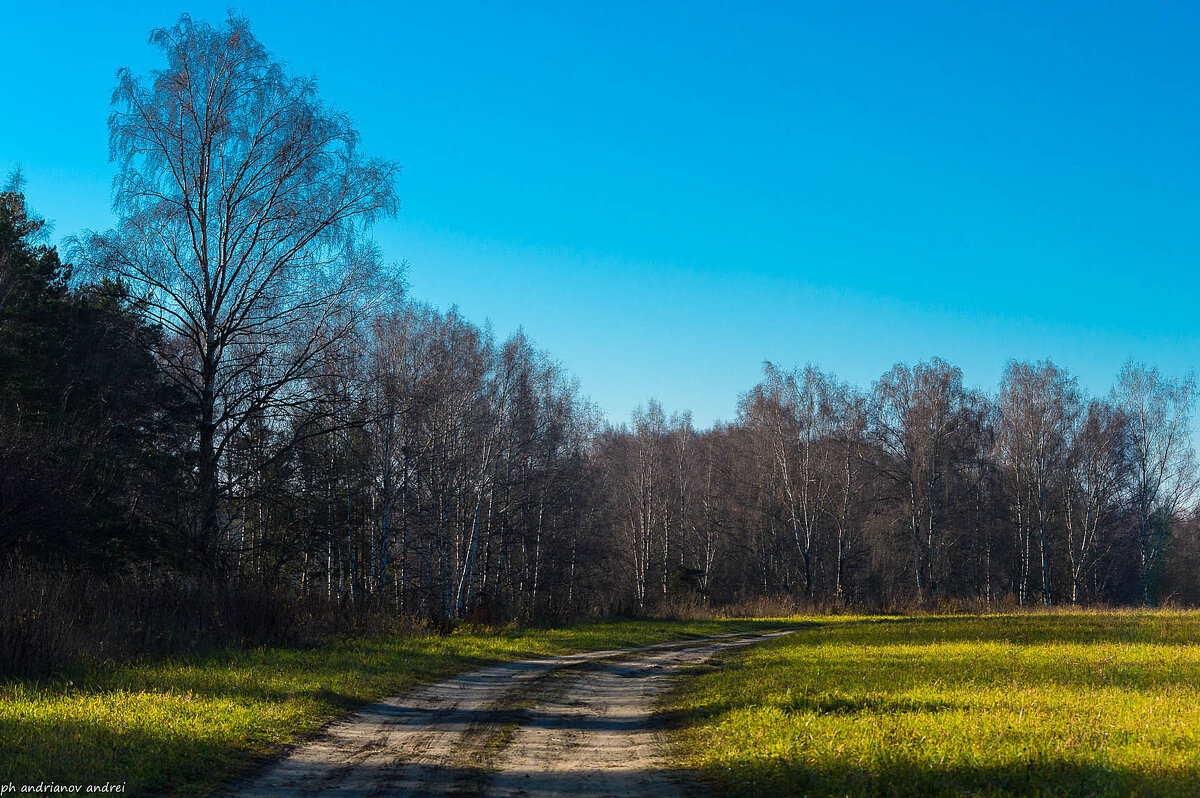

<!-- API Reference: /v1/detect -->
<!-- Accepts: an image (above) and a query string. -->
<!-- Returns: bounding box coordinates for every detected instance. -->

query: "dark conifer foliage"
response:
[0,180,187,565]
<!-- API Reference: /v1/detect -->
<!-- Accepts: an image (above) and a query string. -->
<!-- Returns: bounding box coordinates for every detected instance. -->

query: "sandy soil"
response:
[224,630,790,798]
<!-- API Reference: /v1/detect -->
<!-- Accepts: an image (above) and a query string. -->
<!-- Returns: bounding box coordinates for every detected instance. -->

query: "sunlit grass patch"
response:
[663,612,1200,798]
[0,617,781,795]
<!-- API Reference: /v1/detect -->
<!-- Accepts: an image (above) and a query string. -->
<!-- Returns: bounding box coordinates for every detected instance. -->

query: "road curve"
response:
[224,630,792,798]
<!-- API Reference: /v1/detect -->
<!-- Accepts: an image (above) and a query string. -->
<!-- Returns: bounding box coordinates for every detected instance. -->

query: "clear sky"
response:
[3,1,1198,428]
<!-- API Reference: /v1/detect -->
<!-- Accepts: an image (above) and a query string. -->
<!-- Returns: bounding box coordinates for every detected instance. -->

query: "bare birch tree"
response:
[869,359,975,601]
[1113,361,1198,605]
[76,14,398,563]
[823,377,868,602]
[1063,399,1129,603]
[996,360,1081,605]
[741,363,834,598]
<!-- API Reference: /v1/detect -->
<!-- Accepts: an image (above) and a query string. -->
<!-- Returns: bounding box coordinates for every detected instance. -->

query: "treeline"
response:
[600,360,1198,612]
[1,181,603,622]
[223,303,605,622]
[2,15,1199,675]
[5,177,1199,624]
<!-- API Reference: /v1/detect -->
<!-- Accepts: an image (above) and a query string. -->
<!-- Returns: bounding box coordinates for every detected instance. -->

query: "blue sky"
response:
[3,1,1198,427]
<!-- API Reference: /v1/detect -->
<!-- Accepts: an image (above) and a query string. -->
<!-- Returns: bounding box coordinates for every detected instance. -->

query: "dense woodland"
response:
[2,15,1198,674]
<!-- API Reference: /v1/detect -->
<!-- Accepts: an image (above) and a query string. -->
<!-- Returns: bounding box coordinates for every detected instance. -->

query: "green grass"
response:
[0,617,781,795]
[662,611,1200,797]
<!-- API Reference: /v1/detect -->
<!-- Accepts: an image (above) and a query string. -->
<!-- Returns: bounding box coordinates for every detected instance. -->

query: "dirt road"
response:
[226,630,790,797]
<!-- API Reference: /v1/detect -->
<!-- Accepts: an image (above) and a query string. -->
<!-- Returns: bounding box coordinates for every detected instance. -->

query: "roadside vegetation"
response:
[663,611,1200,798]
[0,617,781,795]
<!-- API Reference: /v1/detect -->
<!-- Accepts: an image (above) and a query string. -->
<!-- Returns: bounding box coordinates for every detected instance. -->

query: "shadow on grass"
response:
[0,715,249,796]
[656,692,961,732]
[72,647,505,706]
[750,615,1200,692]
[692,756,1200,798]
[226,759,703,797]
[817,613,1200,647]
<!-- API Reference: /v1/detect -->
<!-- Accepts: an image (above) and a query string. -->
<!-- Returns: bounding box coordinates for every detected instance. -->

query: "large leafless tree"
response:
[77,14,398,563]
[869,359,976,600]
[996,360,1081,605]
[1112,361,1197,604]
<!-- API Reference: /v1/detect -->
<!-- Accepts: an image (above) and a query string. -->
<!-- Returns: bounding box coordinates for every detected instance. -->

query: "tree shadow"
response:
[761,615,1200,692]
[0,715,251,795]
[691,756,1200,798]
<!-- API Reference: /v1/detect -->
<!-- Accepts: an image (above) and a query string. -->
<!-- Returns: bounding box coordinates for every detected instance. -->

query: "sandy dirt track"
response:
[224,630,792,798]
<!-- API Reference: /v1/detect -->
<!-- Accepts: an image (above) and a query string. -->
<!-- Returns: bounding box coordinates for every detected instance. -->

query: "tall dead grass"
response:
[0,560,415,679]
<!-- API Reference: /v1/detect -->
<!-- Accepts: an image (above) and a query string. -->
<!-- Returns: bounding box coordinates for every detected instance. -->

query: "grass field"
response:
[662,612,1200,797]
[0,617,781,796]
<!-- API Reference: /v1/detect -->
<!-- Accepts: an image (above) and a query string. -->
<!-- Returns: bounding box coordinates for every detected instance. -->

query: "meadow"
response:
[662,611,1200,797]
[0,617,780,795]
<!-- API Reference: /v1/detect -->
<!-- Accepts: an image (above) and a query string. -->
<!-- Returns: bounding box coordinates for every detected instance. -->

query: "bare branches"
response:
[1113,361,1198,604]
[72,13,398,565]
